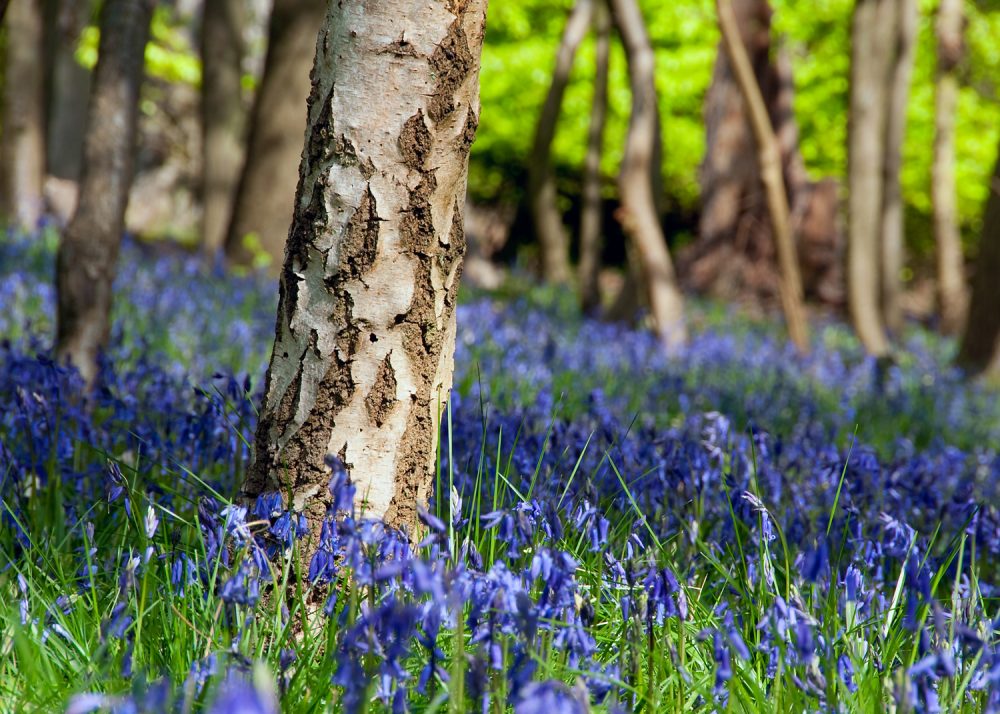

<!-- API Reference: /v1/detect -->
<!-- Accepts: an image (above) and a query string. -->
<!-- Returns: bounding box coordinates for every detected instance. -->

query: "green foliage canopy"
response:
[474,0,1000,259]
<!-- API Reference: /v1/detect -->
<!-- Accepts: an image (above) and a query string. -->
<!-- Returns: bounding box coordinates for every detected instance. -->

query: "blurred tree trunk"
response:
[847,0,894,357]
[0,2,9,21]
[687,0,842,309]
[224,0,324,272]
[55,0,153,386]
[879,0,917,335]
[932,0,967,335]
[528,0,592,284]
[201,0,247,256]
[578,1,610,315]
[716,0,808,353]
[610,0,686,349]
[1,0,46,229]
[43,0,93,181]
[956,143,1000,377]
[242,1,487,536]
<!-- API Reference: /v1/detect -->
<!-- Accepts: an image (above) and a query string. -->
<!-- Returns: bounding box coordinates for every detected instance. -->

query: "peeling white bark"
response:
[245,0,487,536]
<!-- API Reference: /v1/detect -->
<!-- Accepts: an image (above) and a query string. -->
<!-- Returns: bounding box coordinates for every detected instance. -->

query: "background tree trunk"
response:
[933,0,967,335]
[201,0,247,255]
[685,0,842,309]
[224,0,325,272]
[243,0,487,537]
[43,0,93,181]
[610,0,686,349]
[528,0,592,284]
[847,0,893,356]
[1,0,46,229]
[55,0,153,386]
[879,0,917,335]
[716,0,808,353]
[578,0,610,315]
[956,143,1000,376]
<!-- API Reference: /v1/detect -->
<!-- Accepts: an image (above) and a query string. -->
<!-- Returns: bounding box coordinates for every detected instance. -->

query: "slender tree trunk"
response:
[847,0,893,356]
[55,0,153,386]
[716,0,808,353]
[0,1,9,22]
[201,0,247,256]
[956,143,1000,377]
[243,1,487,537]
[578,1,610,315]
[224,0,325,272]
[609,0,686,349]
[528,0,592,284]
[44,0,93,181]
[879,0,917,335]
[933,0,967,335]
[1,0,46,229]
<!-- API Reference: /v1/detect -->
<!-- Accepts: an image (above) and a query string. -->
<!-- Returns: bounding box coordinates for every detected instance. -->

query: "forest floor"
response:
[1,228,999,713]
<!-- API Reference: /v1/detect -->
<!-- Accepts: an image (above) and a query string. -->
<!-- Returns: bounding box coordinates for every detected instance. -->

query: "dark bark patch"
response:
[307,84,337,162]
[460,107,479,155]
[380,34,418,57]
[365,353,398,427]
[399,110,432,172]
[399,175,438,256]
[340,186,380,277]
[360,157,376,180]
[428,20,473,123]
[333,133,360,168]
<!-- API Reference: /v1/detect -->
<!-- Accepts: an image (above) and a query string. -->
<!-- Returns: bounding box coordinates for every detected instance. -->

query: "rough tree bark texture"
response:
[55,0,153,386]
[201,0,247,255]
[717,0,808,353]
[1,0,46,229]
[528,0,592,284]
[956,143,1000,377]
[224,0,326,272]
[242,0,487,536]
[847,0,893,356]
[686,0,842,308]
[610,0,686,349]
[43,0,93,181]
[933,0,967,335]
[578,1,610,314]
[879,0,917,335]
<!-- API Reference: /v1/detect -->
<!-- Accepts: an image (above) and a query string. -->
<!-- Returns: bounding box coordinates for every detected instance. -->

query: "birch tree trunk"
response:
[847,0,893,356]
[717,0,808,354]
[1,0,46,230]
[201,0,247,255]
[224,0,325,272]
[609,0,686,349]
[956,143,1000,377]
[243,0,487,537]
[879,0,917,335]
[528,0,593,284]
[578,1,610,315]
[933,0,967,335]
[55,0,153,386]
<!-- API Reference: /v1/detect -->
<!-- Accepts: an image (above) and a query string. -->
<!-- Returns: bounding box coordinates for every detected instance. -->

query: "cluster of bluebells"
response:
[1,230,1000,712]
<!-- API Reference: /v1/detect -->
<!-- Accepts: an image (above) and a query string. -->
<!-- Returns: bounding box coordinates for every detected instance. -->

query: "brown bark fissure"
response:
[245,2,485,538]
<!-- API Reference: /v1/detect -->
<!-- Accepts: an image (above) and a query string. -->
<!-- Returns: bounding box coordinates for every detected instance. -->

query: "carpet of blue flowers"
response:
[1,228,999,713]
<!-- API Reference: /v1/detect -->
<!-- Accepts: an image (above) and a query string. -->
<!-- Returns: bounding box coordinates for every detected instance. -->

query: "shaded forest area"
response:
[2,1,999,344]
